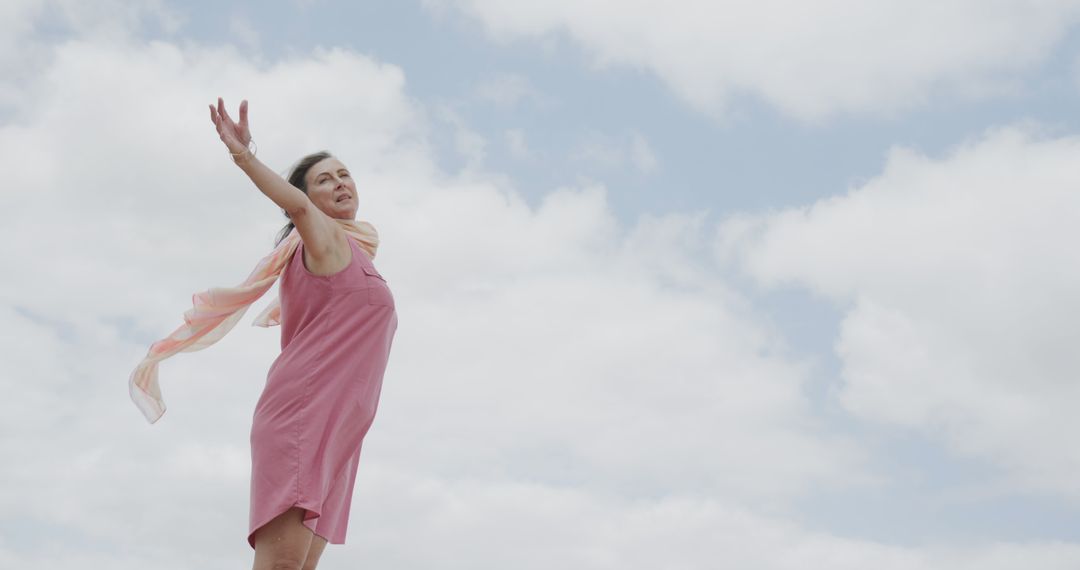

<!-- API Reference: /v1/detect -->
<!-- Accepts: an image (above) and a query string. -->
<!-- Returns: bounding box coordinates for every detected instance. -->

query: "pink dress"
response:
[248,236,397,548]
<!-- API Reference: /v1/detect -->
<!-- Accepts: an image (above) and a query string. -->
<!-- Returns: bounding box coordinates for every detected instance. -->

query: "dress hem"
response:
[247,502,329,549]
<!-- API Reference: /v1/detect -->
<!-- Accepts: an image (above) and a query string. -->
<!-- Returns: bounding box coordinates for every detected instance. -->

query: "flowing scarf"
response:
[129,219,379,424]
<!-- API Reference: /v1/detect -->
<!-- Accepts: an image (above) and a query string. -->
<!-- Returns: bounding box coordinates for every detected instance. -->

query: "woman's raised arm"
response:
[209,98,311,217]
[209,98,342,267]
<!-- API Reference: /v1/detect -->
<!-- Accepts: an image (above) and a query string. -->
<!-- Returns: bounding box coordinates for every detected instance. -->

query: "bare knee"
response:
[269,558,306,570]
[255,541,310,570]
[252,507,315,570]
[255,545,311,570]
[301,536,328,570]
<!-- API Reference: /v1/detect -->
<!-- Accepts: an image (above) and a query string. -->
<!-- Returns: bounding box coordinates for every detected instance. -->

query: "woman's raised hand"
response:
[208,97,253,160]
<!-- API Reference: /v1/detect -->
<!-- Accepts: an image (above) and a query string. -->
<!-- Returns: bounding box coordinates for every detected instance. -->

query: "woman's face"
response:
[304,157,358,219]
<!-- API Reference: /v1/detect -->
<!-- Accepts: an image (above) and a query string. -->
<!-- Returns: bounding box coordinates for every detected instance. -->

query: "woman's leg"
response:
[301,536,328,570]
[251,507,315,570]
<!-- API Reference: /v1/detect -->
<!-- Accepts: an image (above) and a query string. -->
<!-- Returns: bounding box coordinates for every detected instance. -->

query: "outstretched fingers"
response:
[218,97,236,126]
[209,97,251,151]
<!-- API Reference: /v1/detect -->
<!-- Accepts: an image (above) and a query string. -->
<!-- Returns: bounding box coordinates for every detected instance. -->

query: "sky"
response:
[3,0,1080,568]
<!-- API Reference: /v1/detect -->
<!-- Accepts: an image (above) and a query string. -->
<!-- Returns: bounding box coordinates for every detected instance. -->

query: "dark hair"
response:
[275,150,333,245]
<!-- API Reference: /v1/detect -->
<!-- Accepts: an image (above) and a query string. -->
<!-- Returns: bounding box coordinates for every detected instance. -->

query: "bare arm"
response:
[209,98,344,265]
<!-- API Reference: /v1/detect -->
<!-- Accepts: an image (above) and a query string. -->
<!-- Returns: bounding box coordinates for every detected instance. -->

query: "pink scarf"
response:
[129,219,379,424]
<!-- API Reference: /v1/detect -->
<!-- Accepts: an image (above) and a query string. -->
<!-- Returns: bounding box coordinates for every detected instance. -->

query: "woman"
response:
[220,97,400,570]
[214,97,398,569]
[133,97,397,570]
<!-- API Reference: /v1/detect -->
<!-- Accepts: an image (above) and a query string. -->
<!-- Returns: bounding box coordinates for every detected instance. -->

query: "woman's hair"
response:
[275,150,333,245]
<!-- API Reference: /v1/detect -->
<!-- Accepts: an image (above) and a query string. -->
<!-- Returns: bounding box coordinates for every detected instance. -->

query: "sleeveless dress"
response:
[248,235,398,548]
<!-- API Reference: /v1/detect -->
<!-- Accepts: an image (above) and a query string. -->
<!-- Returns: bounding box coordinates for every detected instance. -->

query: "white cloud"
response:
[228,13,260,52]
[48,0,184,39]
[720,125,1080,499]
[435,0,1080,121]
[571,130,660,174]
[5,7,1080,568]
[474,72,547,108]
[0,26,866,569]
[435,103,488,167]
[0,1,45,71]
[629,131,658,173]
[0,0,182,62]
[346,467,1080,569]
[504,127,532,159]
[571,135,624,169]
[0,0,188,113]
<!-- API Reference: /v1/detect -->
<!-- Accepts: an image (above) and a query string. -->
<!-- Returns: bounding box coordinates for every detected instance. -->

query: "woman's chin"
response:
[320,203,357,219]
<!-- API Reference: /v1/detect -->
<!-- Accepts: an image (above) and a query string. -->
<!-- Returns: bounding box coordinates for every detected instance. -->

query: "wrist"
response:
[229,139,257,166]
[233,151,256,169]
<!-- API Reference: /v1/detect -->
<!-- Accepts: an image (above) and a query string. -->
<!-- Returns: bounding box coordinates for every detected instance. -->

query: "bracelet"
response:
[230,139,257,163]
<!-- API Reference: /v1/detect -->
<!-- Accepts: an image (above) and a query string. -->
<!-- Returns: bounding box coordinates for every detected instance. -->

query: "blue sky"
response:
[5,0,1080,568]
[168,0,1080,215]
